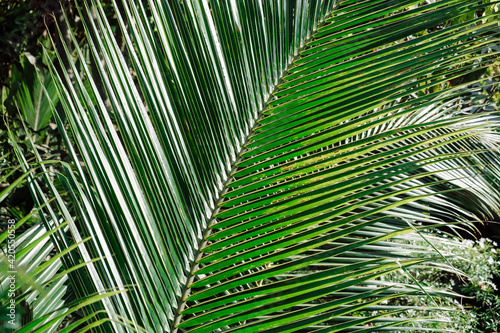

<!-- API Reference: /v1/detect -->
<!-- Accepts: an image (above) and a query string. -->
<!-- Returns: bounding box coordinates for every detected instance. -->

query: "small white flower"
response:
[478,238,486,249]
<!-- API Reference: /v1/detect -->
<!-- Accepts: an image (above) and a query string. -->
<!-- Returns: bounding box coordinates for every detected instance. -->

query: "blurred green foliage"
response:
[374,236,500,332]
[0,1,71,227]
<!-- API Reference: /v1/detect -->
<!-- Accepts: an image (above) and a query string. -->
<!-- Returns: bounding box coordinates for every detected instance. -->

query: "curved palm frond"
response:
[10,0,500,332]
[2,130,128,332]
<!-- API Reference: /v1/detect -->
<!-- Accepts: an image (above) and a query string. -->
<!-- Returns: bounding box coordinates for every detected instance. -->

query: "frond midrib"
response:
[170,13,335,329]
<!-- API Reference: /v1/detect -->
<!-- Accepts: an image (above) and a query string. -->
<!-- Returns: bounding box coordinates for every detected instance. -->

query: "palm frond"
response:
[10,0,500,332]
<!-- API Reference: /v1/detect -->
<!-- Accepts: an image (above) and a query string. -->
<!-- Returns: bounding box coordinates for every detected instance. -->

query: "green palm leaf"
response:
[10,0,500,331]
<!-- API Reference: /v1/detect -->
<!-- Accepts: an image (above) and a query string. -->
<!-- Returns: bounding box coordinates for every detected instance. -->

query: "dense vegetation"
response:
[2,0,500,332]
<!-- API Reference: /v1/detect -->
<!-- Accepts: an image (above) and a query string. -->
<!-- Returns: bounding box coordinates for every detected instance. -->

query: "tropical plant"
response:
[372,236,500,332]
[4,0,500,332]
